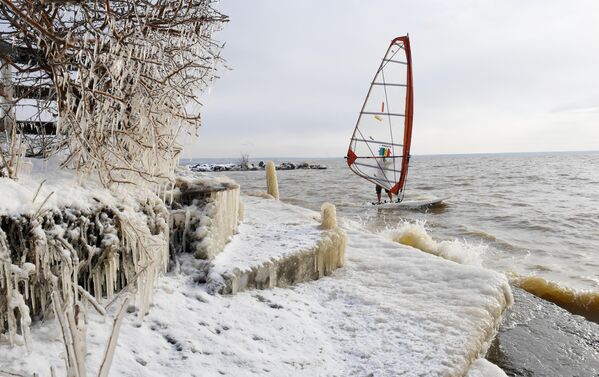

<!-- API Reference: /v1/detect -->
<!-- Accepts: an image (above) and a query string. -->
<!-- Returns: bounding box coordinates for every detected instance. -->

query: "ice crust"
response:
[0,172,120,216]
[0,171,169,362]
[209,196,322,278]
[168,176,241,260]
[206,196,345,294]
[0,193,510,376]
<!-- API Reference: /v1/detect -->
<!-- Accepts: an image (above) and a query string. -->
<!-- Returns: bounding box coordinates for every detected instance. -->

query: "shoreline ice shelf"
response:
[2,191,512,376]
[206,196,346,294]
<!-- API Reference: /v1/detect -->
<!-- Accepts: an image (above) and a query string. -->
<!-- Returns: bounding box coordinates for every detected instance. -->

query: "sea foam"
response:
[384,221,485,267]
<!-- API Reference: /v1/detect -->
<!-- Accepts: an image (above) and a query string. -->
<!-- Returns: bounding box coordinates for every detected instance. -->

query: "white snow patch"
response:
[0,169,148,216]
[1,197,511,377]
[209,196,322,278]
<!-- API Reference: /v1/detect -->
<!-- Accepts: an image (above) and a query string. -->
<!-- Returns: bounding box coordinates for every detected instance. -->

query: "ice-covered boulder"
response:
[167,174,241,262]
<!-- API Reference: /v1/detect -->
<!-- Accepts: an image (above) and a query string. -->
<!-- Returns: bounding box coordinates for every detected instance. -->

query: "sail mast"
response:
[392,35,413,195]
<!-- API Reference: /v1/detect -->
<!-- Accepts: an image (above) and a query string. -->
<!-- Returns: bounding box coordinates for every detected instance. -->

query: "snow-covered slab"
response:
[1,199,511,376]
[206,195,345,293]
[0,171,119,215]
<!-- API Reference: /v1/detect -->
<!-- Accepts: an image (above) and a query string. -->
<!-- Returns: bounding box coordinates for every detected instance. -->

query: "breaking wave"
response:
[385,222,599,324]
[384,221,484,266]
[514,275,599,323]
[465,230,497,242]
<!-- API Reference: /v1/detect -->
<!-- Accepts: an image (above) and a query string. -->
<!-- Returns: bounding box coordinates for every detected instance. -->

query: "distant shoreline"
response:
[181,149,599,162]
[186,161,327,172]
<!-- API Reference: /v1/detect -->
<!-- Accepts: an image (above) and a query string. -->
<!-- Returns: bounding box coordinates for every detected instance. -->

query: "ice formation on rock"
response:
[320,202,337,230]
[265,161,279,200]
[167,175,241,264]
[206,196,346,295]
[1,179,514,377]
[0,181,169,353]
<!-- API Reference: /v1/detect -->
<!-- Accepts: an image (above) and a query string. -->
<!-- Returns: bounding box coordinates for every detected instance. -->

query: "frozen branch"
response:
[0,0,227,185]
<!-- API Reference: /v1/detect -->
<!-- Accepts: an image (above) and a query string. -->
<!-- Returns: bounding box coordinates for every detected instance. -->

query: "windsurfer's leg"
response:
[385,189,393,202]
[376,185,382,204]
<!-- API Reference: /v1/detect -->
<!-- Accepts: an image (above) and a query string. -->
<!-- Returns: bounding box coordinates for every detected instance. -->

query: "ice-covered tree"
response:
[0,0,227,185]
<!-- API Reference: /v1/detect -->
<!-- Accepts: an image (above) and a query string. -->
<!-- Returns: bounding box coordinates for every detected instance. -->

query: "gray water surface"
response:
[197,152,599,292]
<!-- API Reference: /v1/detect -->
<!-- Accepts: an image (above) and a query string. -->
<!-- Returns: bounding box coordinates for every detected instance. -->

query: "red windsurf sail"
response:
[346,35,414,199]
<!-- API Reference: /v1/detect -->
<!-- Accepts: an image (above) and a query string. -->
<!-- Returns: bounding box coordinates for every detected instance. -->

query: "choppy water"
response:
[194,152,599,292]
[186,151,599,376]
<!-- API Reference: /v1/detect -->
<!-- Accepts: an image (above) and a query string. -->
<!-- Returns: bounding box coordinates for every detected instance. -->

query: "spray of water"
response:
[383,220,486,267]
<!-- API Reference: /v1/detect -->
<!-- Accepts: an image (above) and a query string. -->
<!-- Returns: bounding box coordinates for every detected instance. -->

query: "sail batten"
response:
[346,35,414,198]
[352,161,402,171]
[371,82,407,87]
[382,58,408,65]
[350,137,404,147]
[360,111,405,117]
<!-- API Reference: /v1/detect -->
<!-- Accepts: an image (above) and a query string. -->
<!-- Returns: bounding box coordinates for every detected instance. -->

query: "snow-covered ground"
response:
[206,196,345,294]
[0,170,120,215]
[1,196,511,377]
[207,196,325,293]
[212,197,323,273]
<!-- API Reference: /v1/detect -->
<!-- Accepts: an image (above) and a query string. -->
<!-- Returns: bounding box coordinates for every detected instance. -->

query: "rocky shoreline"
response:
[187,161,328,172]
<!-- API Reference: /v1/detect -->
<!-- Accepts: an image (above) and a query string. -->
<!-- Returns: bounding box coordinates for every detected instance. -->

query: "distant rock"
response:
[278,162,295,170]
[187,161,327,173]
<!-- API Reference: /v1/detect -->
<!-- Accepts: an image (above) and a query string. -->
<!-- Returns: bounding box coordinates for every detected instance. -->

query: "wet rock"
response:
[187,161,327,172]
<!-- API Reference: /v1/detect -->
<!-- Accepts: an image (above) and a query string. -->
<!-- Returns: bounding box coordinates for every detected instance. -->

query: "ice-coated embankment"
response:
[168,175,242,260]
[205,196,346,294]
[1,195,511,376]
[0,172,170,375]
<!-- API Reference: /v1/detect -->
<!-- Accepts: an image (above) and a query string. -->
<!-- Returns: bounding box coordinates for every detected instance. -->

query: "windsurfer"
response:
[346,36,413,205]
[374,157,394,204]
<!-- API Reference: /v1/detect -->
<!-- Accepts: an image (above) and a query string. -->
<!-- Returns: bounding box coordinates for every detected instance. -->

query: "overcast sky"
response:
[182,0,599,158]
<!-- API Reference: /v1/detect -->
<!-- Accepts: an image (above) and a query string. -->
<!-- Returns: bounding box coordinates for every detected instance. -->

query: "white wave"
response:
[383,221,485,267]
[466,358,508,377]
[513,274,599,323]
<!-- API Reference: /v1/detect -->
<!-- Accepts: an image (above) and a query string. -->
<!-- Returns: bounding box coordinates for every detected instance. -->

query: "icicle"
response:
[169,181,175,207]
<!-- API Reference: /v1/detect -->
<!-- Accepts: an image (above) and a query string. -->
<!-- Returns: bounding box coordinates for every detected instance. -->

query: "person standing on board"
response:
[373,152,394,204]
[375,183,393,204]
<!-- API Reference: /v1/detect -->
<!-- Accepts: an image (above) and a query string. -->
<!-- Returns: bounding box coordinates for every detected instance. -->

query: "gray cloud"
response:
[182,0,599,158]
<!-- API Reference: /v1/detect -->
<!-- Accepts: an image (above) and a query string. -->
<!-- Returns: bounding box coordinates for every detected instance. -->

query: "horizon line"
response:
[182,149,599,160]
